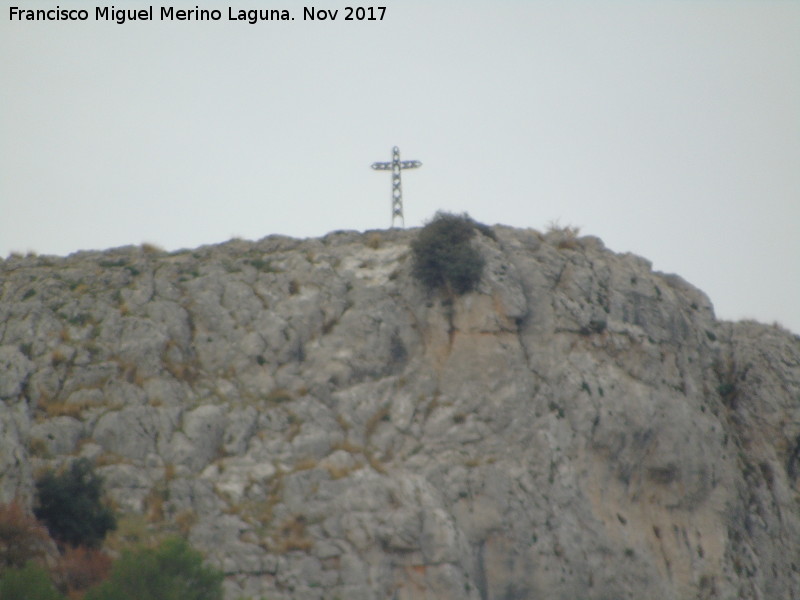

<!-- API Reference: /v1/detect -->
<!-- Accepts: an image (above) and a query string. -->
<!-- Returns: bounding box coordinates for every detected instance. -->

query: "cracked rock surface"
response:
[2,226,800,600]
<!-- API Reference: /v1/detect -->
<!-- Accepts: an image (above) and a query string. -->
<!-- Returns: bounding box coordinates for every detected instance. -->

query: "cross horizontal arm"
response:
[371,161,422,170]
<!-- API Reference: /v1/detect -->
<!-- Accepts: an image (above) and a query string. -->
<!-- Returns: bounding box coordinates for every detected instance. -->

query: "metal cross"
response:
[371,146,422,228]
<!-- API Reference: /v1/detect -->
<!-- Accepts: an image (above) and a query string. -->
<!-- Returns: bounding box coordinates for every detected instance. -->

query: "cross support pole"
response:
[371,146,422,228]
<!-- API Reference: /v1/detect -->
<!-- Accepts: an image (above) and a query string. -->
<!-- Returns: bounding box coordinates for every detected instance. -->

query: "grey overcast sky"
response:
[1,1,799,333]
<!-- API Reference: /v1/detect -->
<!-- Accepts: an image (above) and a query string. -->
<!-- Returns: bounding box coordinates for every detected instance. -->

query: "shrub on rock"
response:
[34,459,116,549]
[411,212,485,295]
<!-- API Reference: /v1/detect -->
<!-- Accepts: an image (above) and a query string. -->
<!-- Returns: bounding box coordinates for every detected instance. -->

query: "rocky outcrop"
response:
[1,226,799,600]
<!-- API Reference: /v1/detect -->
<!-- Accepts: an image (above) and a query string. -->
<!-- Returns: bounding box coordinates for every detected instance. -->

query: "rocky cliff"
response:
[1,225,799,600]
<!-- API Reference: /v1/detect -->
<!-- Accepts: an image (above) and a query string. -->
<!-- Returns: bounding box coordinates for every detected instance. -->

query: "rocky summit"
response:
[1,225,799,600]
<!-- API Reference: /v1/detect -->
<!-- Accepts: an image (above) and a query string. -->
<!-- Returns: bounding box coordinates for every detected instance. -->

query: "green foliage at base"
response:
[84,538,223,600]
[34,459,116,548]
[0,562,65,600]
[411,212,486,295]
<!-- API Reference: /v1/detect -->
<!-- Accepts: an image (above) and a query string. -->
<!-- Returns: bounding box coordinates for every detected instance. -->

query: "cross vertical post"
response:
[371,146,422,228]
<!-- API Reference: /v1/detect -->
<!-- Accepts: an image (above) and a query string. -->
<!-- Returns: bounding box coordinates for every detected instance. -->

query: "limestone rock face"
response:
[1,226,799,600]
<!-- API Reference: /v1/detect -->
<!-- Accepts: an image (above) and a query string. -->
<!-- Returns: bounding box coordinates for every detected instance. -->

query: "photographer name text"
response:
[8,5,387,25]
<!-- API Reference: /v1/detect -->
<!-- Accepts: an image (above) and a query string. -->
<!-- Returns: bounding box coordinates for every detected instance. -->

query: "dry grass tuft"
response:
[274,514,313,553]
[546,220,582,250]
[52,545,112,597]
[51,349,69,367]
[94,452,128,467]
[40,395,98,420]
[324,462,363,480]
[28,437,51,458]
[145,487,167,523]
[174,509,197,535]
[266,388,293,404]
[43,402,83,419]
[365,232,382,249]
[365,450,388,475]
[116,360,144,386]
[293,458,318,472]
[163,360,198,385]
[141,242,164,254]
[332,439,363,455]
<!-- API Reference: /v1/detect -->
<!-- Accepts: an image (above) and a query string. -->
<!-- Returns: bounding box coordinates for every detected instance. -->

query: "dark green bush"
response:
[0,562,65,600]
[34,459,116,549]
[411,212,485,295]
[84,538,223,600]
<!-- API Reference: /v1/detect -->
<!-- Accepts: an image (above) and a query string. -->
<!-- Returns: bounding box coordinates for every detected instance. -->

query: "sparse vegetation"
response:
[52,545,112,598]
[104,514,162,552]
[546,220,581,250]
[265,388,293,404]
[41,398,93,420]
[99,258,129,269]
[245,257,277,272]
[713,354,741,406]
[0,501,51,569]
[274,514,313,553]
[324,461,363,480]
[28,437,52,458]
[580,319,607,336]
[410,212,485,295]
[141,242,164,255]
[144,484,168,524]
[50,349,69,367]
[173,510,197,536]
